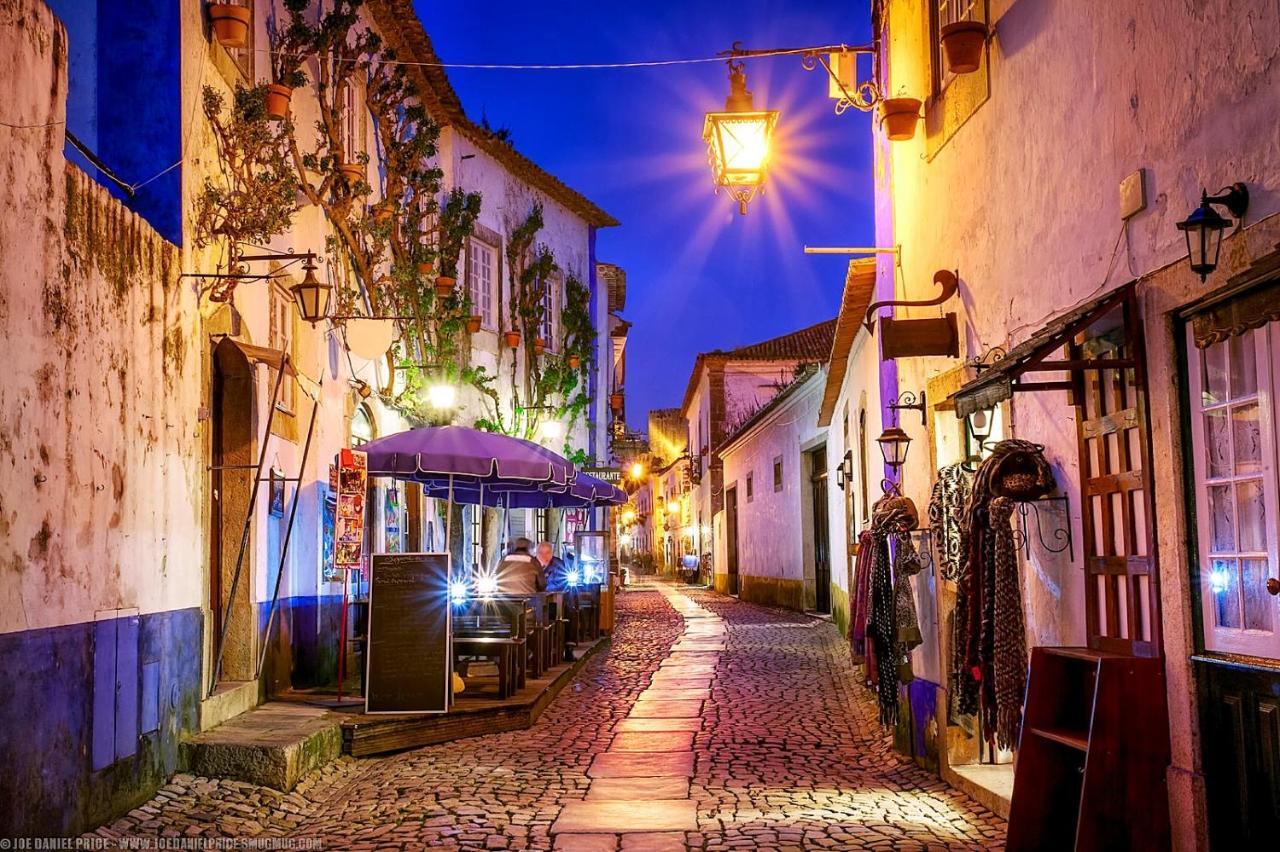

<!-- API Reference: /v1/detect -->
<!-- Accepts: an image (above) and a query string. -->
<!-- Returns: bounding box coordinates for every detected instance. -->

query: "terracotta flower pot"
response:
[417,261,434,276]
[372,202,395,225]
[208,4,251,49]
[264,83,292,120]
[466,315,482,334]
[879,97,922,141]
[504,330,521,349]
[434,276,456,298]
[339,162,364,183]
[567,354,581,370]
[534,337,546,356]
[940,20,987,74]
[609,393,624,412]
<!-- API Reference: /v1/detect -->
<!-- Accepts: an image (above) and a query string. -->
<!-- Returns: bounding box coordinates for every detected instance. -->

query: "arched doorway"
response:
[209,339,256,684]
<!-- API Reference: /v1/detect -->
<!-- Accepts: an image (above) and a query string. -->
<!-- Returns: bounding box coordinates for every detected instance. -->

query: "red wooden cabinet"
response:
[1007,647,1171,851]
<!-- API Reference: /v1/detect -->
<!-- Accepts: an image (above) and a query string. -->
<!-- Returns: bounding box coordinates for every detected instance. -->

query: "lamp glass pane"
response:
[704,111,777,189]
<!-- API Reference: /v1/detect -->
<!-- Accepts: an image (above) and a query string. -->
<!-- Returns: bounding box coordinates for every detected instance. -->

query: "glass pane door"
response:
[1187,325,1280,658]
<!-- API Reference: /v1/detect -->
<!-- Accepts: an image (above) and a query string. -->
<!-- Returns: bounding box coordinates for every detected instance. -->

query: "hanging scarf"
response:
[893,531,924,657]
[930,463,973,582]
[987,497,1027,750]
[868,527,897,725]
[849,530,876,659]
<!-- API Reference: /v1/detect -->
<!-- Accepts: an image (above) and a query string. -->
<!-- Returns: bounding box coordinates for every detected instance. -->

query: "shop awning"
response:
[225,339,298,377]
[950,284,1135,418]
[1182,243,1280,349]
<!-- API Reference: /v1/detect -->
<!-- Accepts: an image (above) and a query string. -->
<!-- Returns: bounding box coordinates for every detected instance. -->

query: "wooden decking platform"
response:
[273,635,609,758]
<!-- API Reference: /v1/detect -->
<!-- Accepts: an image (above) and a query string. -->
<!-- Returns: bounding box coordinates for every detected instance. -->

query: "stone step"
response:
[552,799,698,834]
[184,702,342,791]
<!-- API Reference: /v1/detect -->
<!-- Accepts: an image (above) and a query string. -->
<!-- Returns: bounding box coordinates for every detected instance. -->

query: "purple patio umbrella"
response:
[359,425,575,489]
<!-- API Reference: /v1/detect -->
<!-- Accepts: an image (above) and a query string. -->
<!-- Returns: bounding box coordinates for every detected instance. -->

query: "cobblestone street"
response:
[86,584,1006,850]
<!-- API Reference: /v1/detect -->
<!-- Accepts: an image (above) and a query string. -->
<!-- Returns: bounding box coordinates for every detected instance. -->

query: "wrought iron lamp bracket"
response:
[864,269,960,333]
[801,50,881,114]
[887,390,928,427]
[1010,495,1074,561]
[968,346,1007,373]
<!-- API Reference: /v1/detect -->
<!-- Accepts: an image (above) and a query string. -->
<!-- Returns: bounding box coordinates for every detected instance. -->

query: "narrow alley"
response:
[85,585,1005,850]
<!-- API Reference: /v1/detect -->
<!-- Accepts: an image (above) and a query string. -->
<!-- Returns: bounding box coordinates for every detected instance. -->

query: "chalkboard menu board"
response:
[365,552,451,714]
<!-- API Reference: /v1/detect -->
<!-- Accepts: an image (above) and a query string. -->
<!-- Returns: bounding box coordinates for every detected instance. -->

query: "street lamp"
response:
[539,419,564,442]
[703,59,779,215]
[630,461,646,481]
[966,405,995,450]
[290,256,332,325]
[427,382,457,410]
[1177,183,1248,281]
[877,426,912,472]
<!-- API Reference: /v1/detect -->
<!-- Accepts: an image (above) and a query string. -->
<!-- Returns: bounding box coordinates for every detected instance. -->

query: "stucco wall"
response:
[718,372,826,610]
[878,0,1280,845]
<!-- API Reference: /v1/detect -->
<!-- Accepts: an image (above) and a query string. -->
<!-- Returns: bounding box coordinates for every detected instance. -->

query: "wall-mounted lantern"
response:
[703,59,779,215]
[966,404,995,449]
[876,426,912,472]
[1177,183,1248,281]
[835,449,854,490]
[290,255,332,325]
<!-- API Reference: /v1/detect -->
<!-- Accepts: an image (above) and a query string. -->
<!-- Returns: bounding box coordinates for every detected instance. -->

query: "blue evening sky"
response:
[420,1,876,429]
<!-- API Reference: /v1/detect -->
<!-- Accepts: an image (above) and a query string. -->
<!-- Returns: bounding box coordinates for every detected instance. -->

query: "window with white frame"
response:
[268,283,296,414]
[1187,323,1280,659]
[467,238,496,328]
[540,272,561,351]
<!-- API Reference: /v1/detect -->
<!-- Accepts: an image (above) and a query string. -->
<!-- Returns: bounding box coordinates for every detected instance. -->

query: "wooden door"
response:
[810,447,831,613]
[1073,298,1161,657]
[726,486,739,595]
[1185,320,1280,844]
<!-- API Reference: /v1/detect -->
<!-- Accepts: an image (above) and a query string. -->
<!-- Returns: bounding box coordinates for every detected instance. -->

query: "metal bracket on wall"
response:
[1011,495,1074,561]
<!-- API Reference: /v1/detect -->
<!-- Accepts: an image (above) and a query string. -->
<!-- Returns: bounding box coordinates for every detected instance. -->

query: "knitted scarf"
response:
[987,497,1027,750]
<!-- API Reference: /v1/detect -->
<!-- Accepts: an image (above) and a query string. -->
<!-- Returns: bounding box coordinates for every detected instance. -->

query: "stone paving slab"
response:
[553,833,618,851]
[588,751,695,778]
[670,642,724,651]
[552,800,698,834]
[620,832,688,851]
[645,677,711,690]
[665,651,720,662]
[626,699,704,719]
[586,776,691,800]
[614,717,702,733]
[609,731,696,752]
[653,666,716,679]
[636,689,709,703]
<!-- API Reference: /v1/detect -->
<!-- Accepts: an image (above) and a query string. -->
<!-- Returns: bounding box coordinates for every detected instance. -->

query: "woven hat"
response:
[988,442,1055,502]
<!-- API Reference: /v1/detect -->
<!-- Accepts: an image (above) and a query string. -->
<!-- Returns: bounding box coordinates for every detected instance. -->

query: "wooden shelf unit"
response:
[1007,646,1171,851]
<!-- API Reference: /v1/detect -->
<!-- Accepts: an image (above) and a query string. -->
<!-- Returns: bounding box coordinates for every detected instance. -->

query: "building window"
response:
[773,456,783,492]
[746,472,754,503]
[268,284,296,414]
[931,0,987,96]
[1187,324,1280,658]
[339,80,362,166]
[351,403,375,446]
[467,238,496,329]
[540,272,562,351]
[225,1,254,80]
[858,404,871,526]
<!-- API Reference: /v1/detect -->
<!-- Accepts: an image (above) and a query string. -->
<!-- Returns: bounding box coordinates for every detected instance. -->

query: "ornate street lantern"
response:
[290,256,331,324]
[1177,183,1248,281]
[966,404,995,449]
[427,382,457,410]
[703,60,779,215]
[876,426,912,471]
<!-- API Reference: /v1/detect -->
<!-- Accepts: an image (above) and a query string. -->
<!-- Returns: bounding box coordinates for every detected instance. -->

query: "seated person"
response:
[495,537,545,596]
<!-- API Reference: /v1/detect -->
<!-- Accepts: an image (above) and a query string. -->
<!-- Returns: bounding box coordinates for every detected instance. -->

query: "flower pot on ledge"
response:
[880,97,922,141]
[504,330,521,349]
[567,354,581,370]
[434,276,456,298]
[417,261,434,276]
[209,4,251,48]
[339,162,364,183]
[534,337,546,356]
[265,84,293,120]
[941,20,988,74]
[466,315,482,334]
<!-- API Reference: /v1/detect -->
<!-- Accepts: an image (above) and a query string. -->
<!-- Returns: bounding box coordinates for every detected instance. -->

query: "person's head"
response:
[511,537,532,555]
[536,542,553,564]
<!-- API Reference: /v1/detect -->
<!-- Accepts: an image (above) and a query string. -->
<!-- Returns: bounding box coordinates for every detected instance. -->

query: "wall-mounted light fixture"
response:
[835,449,854,490]
[966,404,995,449]
[187,250,330,324]
[876,426,912,472]
[1177,183,1248,281]
[886,390,927,427]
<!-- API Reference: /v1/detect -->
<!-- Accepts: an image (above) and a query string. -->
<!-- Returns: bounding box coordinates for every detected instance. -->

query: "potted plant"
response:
[941,20,988,74]
[208,3,251,48]
[265,0,310,119]
[534,337,546,355]
[504,329,521,349]
[567,353,581,370]
[467,315,483,334]
[339,161,364,183]
[879,96,922,141]
[434,276,455,298]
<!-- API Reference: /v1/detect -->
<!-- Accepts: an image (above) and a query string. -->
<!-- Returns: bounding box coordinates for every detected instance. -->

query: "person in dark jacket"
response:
[537,541,576,661]
[496,538,545,596]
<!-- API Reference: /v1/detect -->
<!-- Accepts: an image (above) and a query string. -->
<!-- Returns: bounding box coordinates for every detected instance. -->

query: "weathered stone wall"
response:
[0,0,204,834]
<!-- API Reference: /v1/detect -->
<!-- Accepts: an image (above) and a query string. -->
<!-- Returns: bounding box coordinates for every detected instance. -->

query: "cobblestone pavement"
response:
[85,583,1006,850]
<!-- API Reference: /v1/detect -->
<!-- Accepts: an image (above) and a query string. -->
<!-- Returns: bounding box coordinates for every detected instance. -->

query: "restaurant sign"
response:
[582,466,622,484]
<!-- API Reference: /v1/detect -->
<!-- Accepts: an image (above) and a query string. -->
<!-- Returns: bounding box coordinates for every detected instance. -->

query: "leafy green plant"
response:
[269,0,310,89]
[437,188,481,279]
[194,84,299,250]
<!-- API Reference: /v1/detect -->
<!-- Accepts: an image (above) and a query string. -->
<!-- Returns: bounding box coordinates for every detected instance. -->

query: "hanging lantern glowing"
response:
[703,59,778,215]
[290,256,331,324]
